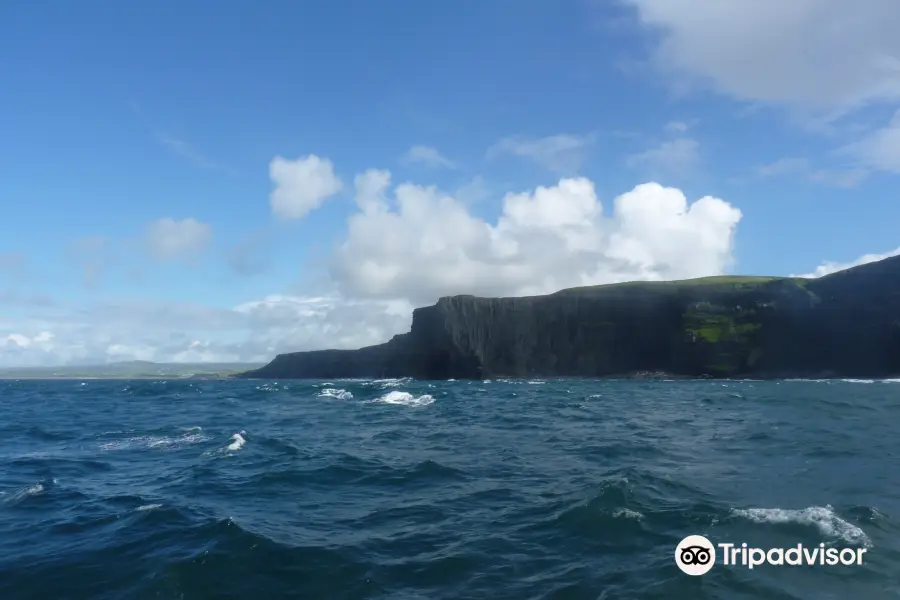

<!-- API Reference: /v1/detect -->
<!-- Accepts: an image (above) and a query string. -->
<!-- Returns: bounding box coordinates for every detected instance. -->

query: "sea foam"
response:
[318,388,353,400]
[375,391,435,407]
[732,505,872,547]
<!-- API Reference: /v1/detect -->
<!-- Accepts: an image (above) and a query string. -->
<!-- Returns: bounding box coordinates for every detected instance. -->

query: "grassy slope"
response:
[555,275,793,294]
[524,275,820,376]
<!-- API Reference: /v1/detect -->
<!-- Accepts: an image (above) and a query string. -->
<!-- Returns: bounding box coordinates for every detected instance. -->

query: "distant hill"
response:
[0,360,265,380]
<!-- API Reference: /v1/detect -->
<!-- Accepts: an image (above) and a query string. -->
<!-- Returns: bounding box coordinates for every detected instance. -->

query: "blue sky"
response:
[2,0,899,365]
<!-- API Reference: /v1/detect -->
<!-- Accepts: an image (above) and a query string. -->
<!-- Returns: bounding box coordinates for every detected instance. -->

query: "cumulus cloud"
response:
[269,154,343,220]
[487,134,596,174]
[627,0,900,113]
[10,162,746,367]
[332,170,742,305]
[402,145,456,169]
[146,218,212,261]
[793,246,900,278]
[3,331,57,364]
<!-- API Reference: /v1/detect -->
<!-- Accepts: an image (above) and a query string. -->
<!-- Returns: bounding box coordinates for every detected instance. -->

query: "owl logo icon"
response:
[675,535,716,576]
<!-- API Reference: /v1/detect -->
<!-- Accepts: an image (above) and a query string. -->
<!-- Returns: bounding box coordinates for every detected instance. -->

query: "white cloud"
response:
[269,154,343,220]
[626,138,700,178]
[487,134,596,173]
[332,171,742,305]
[627,0,900,114]
[454,176,490,205]
[5,162,746,367]
[0,294,412,367]
[402,145,456,169]
[146,218,212,261]
[794,246,900,278]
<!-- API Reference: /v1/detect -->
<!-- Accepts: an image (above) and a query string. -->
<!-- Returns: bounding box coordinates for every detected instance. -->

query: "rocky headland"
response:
[238,255,900,380]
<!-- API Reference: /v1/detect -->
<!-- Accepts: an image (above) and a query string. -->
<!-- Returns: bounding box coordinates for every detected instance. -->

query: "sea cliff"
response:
[239,256,900,380]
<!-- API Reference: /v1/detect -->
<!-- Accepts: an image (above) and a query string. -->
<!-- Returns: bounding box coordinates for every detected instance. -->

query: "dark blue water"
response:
[1,378,898,599]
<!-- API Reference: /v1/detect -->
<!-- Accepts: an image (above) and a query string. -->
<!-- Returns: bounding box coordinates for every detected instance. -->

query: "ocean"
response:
[1,378,898,599]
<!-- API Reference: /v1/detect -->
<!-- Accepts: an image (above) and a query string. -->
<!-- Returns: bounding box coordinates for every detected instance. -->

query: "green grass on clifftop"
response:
[555,275,802,296]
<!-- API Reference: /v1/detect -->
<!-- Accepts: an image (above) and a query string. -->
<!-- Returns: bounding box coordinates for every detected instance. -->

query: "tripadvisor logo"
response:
[675,535,716,576]
[674,535,868,575]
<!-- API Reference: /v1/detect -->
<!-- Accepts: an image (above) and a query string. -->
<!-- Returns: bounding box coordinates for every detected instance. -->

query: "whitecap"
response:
[373,378,408,388]
[136,503,162,512]
[318,388,353,400]
[731,505,871,547]
[99,431,209,452]
[527,380,546,385]
[2,483,45,504]
[227,431,247,451]
[375,391,435,407]
[612,508,643,520]
[842,379,875,384]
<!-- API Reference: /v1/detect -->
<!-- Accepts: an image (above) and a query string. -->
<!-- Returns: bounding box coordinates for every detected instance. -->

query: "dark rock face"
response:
[239,256,900,380]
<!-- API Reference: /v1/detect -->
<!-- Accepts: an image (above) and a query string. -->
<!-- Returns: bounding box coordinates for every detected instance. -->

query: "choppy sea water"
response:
[1,378,899,599]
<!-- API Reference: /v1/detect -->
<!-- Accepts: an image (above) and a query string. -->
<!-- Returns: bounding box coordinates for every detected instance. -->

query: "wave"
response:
[318,388,353,400]
[97,430,209,452]
[731,505,872,547]
[227,431,247,452]
[1,378,896,599]
[364,378,411,389]
[373,391,435,407]
[1,482,46,506]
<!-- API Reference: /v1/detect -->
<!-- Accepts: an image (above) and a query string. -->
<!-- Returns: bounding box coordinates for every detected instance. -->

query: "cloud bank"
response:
[2,164,747,366]
[333,172,741,305]
[627,0,900,113]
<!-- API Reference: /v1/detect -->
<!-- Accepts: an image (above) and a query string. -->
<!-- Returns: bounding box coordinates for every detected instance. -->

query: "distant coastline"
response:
[0,361,264,381]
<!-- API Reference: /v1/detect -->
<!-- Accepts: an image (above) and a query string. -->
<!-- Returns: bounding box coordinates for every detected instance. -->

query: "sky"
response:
[2,0,900,366]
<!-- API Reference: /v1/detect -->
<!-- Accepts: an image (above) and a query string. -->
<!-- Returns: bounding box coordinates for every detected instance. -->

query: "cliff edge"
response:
[239,255,900,380]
